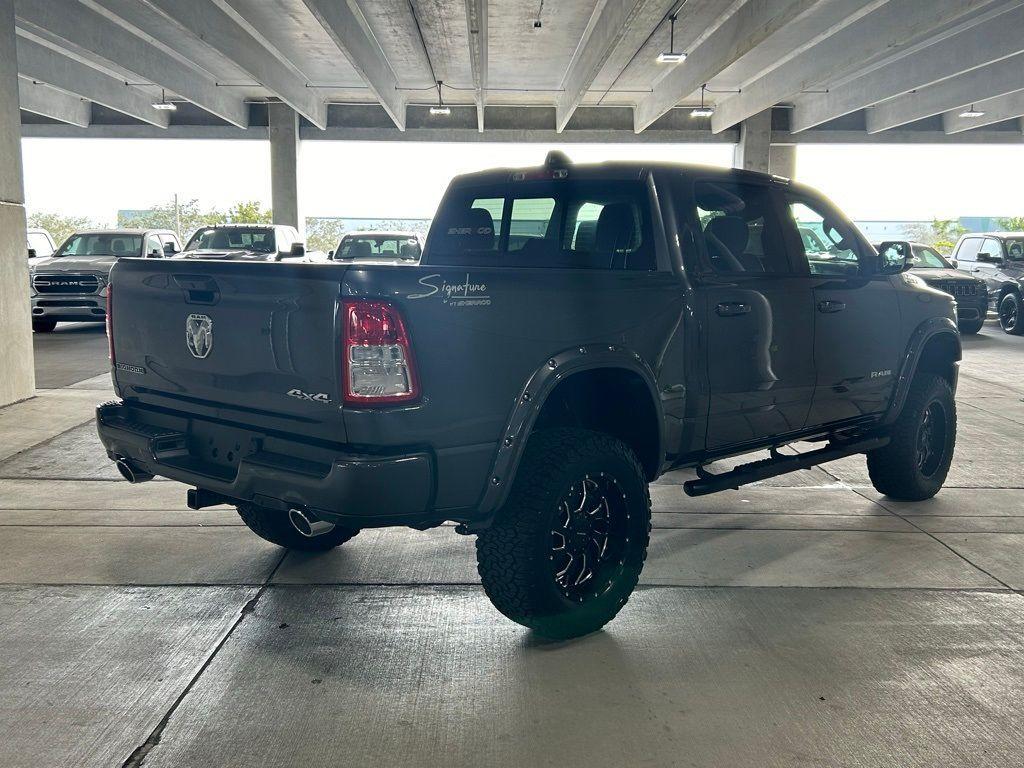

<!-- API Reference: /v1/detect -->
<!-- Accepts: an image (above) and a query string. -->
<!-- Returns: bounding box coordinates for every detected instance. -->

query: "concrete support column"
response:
[733,109,772,175]
[268,102,300,233]
[769,144,796,179]
[0,0,34,406]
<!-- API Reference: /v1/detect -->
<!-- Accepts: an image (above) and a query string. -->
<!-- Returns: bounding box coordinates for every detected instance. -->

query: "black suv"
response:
[951,232,1024,334]
[97,155,961,638]
[875,241,987,334]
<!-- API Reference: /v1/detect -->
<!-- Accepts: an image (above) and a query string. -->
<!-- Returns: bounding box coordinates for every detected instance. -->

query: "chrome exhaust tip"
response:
[288,508,335,538]
[115,456,153,484]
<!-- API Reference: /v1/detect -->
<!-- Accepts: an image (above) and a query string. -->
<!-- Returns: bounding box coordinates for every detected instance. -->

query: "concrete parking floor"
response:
[2,321,1023,767]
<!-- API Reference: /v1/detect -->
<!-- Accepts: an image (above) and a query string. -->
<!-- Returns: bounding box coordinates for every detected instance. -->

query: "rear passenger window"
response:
[508,197,555,252]
[786,198,864,276]
[693,181,789,274]
[430,180,654,270]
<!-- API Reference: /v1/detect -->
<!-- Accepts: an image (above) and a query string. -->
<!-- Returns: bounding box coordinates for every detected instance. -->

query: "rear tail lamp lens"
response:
[342,300,418,404]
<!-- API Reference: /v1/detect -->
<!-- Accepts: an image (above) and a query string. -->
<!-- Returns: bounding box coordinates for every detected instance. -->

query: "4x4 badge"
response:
[185,314,213,359]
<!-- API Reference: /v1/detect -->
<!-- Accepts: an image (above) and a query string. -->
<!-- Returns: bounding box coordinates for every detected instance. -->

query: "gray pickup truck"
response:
[97,154,961,638]
[30,228,180,332]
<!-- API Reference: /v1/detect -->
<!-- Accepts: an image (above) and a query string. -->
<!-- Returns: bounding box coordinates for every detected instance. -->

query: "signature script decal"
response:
[409,273,491,307]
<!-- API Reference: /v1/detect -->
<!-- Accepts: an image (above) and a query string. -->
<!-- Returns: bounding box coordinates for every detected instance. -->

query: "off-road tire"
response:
[867,374,955,501]
[957,317,984,335]
[999,292,1024,335]
[475,428,651,640]
[236,503,358,551]
[32,320,57,333]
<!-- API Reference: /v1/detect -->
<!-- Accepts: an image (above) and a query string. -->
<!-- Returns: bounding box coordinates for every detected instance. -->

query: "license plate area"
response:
[187,422,259,476]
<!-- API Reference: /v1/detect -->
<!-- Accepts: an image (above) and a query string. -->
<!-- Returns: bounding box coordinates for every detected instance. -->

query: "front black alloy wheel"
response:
[867,373,956,501]
[476,428,651,640]
[999,292,1024,335]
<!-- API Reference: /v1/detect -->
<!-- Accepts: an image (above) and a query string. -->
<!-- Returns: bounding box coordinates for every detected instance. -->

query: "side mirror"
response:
[878,244,910,275]
[27,248,36,259]
[290,242,305,257]
[327,250,334,259]
[950,259,958,269]
[163,243,179,256]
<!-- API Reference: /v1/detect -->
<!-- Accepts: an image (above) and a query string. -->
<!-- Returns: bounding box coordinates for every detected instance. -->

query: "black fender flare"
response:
[883,316,961,426]
[475,344,664,520]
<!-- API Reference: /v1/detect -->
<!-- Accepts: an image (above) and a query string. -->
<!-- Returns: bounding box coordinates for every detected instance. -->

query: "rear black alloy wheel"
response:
[550,474,628,601]
[867,373,956,501]
[476,428,651,640]
[999,293,1024,335]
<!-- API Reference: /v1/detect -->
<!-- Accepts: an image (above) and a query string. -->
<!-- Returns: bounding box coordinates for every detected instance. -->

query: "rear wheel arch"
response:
[476,347,664,520]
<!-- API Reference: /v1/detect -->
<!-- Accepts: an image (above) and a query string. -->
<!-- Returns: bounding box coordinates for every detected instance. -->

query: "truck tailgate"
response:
[110,259,349,443]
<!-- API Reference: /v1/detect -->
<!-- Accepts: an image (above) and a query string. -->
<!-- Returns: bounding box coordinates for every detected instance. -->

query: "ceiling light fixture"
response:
[690,84,714,118]
[959,104,985,118]
[429,80,451,116]
[657,15,687,64]
[152,88,177,111]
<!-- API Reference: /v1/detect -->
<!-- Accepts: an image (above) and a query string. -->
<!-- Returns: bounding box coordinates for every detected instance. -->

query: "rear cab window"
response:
[425,178,655,270]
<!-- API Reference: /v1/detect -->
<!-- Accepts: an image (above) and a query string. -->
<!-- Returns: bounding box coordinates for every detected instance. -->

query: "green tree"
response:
[226,200,272,224]
[304,217,347,254]
[997,216,1024,231]
[27,211,96,247]
[118,198,224,241]
[906,218,966,254]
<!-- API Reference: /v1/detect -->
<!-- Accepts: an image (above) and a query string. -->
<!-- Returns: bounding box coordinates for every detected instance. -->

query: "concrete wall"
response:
[0,0,34,406]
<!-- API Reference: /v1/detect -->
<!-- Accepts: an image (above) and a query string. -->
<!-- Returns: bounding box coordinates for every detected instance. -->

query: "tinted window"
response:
[785,195,865,276]
[693,180,789,274]
[910,245,949,269]
[186,227,276,252]
[980,238,1004,263]
[955,237,982,262]
[55,233,143,258]
[428,180,653,270]
[337,236,421,261]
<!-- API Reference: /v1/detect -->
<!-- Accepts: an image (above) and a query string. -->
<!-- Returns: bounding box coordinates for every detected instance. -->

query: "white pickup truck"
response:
[29,228,181,332]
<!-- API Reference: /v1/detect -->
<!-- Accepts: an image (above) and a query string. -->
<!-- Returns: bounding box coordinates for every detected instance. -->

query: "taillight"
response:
[105,287,114,363]
[342,300,418,405]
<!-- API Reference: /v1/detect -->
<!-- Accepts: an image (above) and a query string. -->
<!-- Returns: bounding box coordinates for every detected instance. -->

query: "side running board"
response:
[683,436,889,497]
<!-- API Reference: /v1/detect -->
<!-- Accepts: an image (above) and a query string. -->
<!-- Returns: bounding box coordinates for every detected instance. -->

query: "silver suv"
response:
[29,228,180,332]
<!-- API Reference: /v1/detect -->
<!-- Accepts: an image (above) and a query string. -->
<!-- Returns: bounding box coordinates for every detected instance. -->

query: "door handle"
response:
[817,300,846,313]
[716,302,751,317]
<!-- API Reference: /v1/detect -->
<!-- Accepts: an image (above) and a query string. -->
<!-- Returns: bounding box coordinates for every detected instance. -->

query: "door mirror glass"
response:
[27,248,36,259]
[327,249,334,259]
[877,242,910,274]
[163,242,179,256]
[950,258,958,269]
[290,242,305,257]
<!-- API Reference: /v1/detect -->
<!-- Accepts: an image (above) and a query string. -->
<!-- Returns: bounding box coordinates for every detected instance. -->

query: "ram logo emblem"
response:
[185,314,213,359]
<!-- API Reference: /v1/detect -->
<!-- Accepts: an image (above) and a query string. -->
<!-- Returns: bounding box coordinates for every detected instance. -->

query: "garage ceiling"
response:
[14,0,1024,143]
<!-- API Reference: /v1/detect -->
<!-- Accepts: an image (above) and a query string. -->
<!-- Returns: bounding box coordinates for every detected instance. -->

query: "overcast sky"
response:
[21,137,1024,224]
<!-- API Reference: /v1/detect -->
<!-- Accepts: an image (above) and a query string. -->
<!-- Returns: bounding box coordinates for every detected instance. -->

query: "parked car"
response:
[29,228,180,333]
[27,228,56,266]
[175,224,323,262]
[874,241,988,334]
[97,154,961,638]
[330,231,423,264]
[951,232,1024,334]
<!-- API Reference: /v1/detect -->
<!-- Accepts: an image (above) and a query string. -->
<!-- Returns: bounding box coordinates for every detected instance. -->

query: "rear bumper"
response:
[96,400,439,527]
